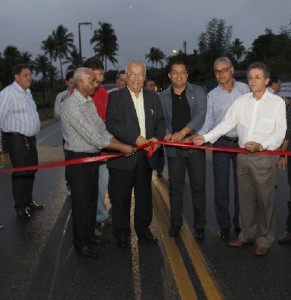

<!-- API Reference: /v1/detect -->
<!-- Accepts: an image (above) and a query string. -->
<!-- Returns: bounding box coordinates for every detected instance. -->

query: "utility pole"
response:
[183,41,187,55]
[78,22,92,64]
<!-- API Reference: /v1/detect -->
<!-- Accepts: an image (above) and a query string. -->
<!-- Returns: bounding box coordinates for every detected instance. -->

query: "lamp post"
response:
[78,22,92,64]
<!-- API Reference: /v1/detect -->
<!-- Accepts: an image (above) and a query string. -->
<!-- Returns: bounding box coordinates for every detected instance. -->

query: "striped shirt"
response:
[0,82,40,137]
[61,89,112,153]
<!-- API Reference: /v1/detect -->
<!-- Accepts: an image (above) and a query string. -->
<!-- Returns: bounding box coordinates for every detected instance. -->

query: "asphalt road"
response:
[0,122,291,300]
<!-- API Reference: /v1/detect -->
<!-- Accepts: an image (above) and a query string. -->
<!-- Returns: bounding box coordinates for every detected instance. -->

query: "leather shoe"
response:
[255,246,268,256]
[194,228,205,241]
[27,200,45,210]
[90,235,110,245]
[75,245,99,259]
[117,238,128,248]
[169,225,181,237]
[0,224,4,229]
[17,209,31,220]
[278,232,291,244]
[218,228,229,240]
[228,239,247,247]
[138,231,159,243]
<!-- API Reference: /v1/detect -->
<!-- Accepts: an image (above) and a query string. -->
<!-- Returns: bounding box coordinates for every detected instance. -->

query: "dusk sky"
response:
[1,0,290,70]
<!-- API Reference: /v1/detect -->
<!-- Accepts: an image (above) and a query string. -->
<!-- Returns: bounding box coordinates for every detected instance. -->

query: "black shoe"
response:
[218,228,229,240]
[75,245,99,259]
[27,200,45,210]
[117,238,128,248]
[0,224,4,229]
[16,209,31,220]
[90,235,110,245]
[138,231,159,243]
[194,228,205,241]
[169,225,181,237]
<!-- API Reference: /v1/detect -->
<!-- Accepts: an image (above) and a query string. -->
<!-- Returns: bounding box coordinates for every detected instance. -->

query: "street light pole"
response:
[78,22,92,64]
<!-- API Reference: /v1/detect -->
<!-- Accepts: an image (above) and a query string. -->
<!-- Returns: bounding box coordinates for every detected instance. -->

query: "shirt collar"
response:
[74,89,93,103]
[127,86,143,98]
[13,81,31,94]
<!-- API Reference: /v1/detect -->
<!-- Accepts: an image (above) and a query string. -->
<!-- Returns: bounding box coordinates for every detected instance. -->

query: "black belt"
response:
[3,132,35,139]
[221,135,238,143]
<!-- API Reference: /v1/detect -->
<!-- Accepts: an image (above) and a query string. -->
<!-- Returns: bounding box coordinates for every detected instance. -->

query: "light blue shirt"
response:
[0,82,40,137]
[199,81,249,138]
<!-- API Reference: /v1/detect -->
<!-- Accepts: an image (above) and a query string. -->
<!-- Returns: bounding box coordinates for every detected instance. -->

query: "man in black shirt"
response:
[159,60,207,240]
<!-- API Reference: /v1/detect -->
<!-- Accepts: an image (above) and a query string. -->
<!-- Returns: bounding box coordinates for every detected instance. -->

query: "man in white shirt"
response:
[193,62,286,256]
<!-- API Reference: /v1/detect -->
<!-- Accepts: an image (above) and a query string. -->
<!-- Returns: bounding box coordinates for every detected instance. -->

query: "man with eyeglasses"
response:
[159,60,207,240]
[198,57,249,240]
[106,60,165,248]
[193,62,286,256]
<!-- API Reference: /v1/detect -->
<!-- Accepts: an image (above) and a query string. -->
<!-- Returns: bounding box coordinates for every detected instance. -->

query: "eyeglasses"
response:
[247,75,265,81]
[127,73,145,79]
[214,66,232,75]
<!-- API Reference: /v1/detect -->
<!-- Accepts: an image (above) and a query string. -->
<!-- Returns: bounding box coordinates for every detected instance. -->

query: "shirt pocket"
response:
[256,118,275,135]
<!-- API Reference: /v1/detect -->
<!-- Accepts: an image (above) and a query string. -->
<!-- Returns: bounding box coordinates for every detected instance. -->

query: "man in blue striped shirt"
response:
[0,64,44,220]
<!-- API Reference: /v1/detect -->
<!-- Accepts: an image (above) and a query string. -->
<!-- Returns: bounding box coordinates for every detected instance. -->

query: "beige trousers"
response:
[236,153,276,248]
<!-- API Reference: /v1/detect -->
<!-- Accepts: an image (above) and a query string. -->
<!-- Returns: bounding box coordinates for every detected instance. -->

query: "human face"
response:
[80,70,98,98]
[271,80,281,94]
[15,68,32,90]
[214,62,234,85]
[168,64,188,89]
[144,80,155,92]
[126,63,145,94]
[66,78,74,92]
[116,74,127,89]
[247,68,269,95]
[92,68,104,90]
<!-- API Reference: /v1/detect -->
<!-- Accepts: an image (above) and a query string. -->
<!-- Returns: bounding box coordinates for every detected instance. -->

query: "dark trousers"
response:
[108,151,153,240]
[65,151,99,248]
[212,137,239,229]
[156,146,165,175]
[167,148,206,229]
[3,133,38,209]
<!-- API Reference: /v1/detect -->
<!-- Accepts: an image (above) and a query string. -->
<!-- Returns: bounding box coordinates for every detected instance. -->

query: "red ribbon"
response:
[0,140,290,174]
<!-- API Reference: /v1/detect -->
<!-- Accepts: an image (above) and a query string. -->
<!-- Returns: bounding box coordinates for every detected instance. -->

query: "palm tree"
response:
[145,47,166,68]
[64,48,82,72]
[52,25,76,80]
[41,35,57,64]
[229,38,246,62]
[19,51,33,65]
[34,54,51,102]
[0,45,21,85]
[90,22,119,71]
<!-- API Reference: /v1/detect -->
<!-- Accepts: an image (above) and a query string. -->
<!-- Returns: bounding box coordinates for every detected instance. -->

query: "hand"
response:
[164,133,173,141]
[193,135,205,146]
[278,156,286,170]
[147,137,160,152]
[171,131,184,142]
[183,133,198,143]
[119,144,135,156]
[136,135,148,147]
[245,141,260,152]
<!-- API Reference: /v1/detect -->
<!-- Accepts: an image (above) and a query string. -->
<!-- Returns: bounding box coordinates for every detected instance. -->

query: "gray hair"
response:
[73,67,92,86]
[247,62,270,78]
[213,57,233,69]
[125,60,146,74]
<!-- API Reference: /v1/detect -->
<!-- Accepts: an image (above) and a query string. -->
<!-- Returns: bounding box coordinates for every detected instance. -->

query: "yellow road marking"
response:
[153,176,224,300]
[154,188,198,300]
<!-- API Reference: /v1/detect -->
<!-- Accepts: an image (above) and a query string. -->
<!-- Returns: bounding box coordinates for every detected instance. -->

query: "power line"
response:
[226,0,271,26]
